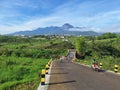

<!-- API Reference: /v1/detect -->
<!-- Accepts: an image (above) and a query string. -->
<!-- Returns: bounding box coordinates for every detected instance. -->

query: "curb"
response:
[37,61,53,90]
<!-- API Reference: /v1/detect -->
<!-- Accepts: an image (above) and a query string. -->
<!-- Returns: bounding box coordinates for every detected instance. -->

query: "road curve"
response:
[48,59,120,90]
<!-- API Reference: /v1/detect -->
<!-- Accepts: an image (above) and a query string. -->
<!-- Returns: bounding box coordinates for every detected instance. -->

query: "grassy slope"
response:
[0,56,49,90]
[77,36,120,72]
[0,36,72,89]
[77,56,120,71]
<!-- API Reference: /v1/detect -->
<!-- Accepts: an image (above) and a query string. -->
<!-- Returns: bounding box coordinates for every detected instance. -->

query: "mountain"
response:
[10,23,100,36]
[61,23,74,30]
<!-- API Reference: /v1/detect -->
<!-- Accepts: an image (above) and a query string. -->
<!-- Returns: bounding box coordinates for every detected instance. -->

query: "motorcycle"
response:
[91,62,99,72]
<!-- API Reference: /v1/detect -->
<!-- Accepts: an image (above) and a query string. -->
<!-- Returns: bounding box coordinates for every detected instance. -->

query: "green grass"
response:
[77,56,120,72]
[75,34,120,73]
[0,35,73,90]
[0,56,49,90]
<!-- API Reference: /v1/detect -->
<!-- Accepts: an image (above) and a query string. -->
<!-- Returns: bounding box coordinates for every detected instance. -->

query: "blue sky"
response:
[0,0,120,34]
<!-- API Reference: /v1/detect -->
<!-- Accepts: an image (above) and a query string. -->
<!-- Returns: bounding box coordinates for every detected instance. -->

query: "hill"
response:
[10,23,100,36]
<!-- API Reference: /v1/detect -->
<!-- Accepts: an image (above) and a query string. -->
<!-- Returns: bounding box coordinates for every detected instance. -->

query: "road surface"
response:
[48,59,120,90]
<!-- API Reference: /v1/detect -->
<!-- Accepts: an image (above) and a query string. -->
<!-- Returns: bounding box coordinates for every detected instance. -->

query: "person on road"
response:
[91,59,98,69]
[60,57,62,63]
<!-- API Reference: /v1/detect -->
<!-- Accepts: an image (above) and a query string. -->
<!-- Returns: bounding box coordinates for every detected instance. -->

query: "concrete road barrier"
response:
[114,65,118,73]
[41,69,46,85]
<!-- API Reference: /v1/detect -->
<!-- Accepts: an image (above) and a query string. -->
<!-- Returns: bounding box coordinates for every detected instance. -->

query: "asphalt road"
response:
[48,59,120,90]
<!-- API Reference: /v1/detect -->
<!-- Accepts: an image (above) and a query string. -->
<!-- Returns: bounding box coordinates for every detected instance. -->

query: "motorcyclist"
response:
[91,59,98,69]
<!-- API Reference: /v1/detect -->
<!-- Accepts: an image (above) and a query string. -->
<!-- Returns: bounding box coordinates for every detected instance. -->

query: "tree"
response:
[75,37,86,58]
[97,32,117,40]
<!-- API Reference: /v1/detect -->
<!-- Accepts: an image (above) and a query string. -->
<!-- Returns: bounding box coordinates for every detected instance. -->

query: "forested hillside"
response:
[75,33,120,71]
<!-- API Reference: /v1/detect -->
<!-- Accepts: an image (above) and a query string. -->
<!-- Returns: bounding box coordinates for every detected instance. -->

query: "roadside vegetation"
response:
[0,35,74,90]
[75,33,120,72]
[0,57,49,90]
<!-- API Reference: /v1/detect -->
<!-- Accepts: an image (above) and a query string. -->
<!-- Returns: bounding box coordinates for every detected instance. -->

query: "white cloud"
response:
[1,9,120,34]
[103,24,120,32]
[0,16,60,34]
[0,0,41,9]
[0,0,120,34]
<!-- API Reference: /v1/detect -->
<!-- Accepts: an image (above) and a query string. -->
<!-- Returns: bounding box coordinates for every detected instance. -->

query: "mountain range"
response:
[10,23,101,36]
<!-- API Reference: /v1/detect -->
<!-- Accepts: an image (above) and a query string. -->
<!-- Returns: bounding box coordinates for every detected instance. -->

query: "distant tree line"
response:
[97,33,117,40]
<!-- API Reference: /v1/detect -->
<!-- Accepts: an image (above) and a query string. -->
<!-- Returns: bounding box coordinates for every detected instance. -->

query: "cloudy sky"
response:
[0,0,120,34]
